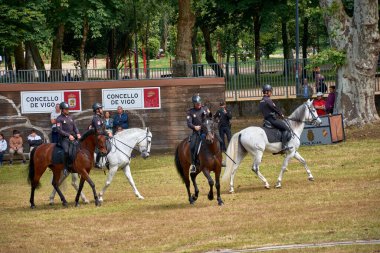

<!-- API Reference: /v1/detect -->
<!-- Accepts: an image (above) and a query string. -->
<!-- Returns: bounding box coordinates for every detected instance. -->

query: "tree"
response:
[320,0,380,125]
[172,0,195,77]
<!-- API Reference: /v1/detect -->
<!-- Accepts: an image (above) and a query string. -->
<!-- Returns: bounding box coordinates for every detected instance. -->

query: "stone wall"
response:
[0,78,225,153]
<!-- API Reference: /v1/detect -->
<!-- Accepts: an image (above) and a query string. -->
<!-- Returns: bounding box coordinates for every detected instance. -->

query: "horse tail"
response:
[222,132,243,182]
[174,145,185,183]
[28,147,37,185]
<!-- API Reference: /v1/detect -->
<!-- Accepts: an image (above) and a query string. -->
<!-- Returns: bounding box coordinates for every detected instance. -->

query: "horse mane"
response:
[115,128,145,138]
[288,103,306,123]
[80,128,96,142]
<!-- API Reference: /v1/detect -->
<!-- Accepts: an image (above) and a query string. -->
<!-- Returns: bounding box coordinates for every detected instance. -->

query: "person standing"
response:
[0,133,7,167]
[313,92,326,116]
[56,102,81,171]
[50,103,61,143]
[8,129,26,165]
[214,101,232,152]
[325,85,336,114]
[104,111,113,135]
[27,129,43,152]
[113,106,129,133]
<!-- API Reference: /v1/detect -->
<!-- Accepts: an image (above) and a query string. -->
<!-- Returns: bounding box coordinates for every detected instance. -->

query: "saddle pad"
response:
[260,127,282,143]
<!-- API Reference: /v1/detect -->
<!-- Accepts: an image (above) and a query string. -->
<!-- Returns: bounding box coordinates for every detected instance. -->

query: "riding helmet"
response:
[59,102,70,110]
[92,102,103,112]
[262,84,273,92]
[192,94,202,104]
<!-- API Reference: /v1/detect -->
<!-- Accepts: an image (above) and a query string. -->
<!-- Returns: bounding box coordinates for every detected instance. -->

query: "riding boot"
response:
[281,131,292,151]
[95,152,101,169]
[190,151,197,174]
[63,152,70,175]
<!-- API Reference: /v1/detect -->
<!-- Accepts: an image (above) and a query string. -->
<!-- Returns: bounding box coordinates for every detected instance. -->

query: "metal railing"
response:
[1,59,379,101]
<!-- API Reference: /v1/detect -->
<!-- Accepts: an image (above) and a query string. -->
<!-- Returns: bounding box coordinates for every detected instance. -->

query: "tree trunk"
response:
[281,18,291,59]
[191,26,198,77]
[173,0,195,77]
[28,42,47,81]
[320,0,380,125]
[302,17,309,59]
[14,43,25,72]
[160,13,169,52]
[51,24,64,70]
[253,13,261,86]
[79,18,89,81]
[4,48,13,71]
[200,24,224,77]
[24,43,34,70]
[146,18,150,79]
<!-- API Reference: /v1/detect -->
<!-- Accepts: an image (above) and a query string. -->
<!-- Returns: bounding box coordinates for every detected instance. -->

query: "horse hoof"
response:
[137,195,145,200]
[208,194,214,201]
[229,188,234,193]
[49,202,54,206]
[98,198,104,203]
[95,200,101,207]
[75,202,80,207]
[308,177,314,181]
[191,194,198,201]
[30,205,35,209]
[275,183,282,189]
[62,202,68,207]
[83,199,90,204]
[218,201,224,206]
[264,184,270,189]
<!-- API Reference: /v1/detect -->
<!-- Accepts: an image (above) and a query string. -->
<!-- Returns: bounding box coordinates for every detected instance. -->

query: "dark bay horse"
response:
[175,117,224,206]
[28,129,108,208]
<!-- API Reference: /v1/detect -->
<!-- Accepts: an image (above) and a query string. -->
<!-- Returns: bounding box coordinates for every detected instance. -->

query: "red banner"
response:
[144,88,160,108]
[64,90,81,111]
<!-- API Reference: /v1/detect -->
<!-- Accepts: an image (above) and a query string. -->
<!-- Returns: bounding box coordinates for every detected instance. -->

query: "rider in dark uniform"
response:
[56,102,81,171]
[91,103,112,168]
[259,84,292,152]
[187,94,211,174]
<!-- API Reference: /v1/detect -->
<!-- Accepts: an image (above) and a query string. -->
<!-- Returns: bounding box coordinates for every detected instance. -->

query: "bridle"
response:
[287,103,320,126]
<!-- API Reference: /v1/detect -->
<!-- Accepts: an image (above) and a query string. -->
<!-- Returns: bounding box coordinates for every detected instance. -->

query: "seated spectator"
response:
[104,111,113,135]
[27,129,43,152]
[9,130,26,165]
[0,133,7,167]
[325,85,336,114]
[113,106,129,133]
[313,92,326,116]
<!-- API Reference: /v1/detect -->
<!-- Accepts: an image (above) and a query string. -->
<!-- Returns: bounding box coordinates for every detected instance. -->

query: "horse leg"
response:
[202,169,214,201]
[49,171,68,205]
[251,152,270,189]
[71,173,90,204]
[123,164,144,200]
[276,154,293,188]
[190,171,200,201]
[52,170,68,207]
[75,177,86,207]
[84,174,100,207]
[30,184,37,209]
[228,148,246,193]
[98,165,117,203]
[215,169,224,206]
[294,151,314,181]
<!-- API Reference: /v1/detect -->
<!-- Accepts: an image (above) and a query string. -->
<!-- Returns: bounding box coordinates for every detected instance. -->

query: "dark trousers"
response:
[190,132,201,165]
[219,126,231,152]
[0,152,4,165]
[60,138,72,168]
[266,117,290,148]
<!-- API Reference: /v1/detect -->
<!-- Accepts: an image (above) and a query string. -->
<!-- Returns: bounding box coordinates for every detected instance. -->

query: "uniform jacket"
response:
[214,108,232,128]
[56,113,80,138]
[259,96,283,120]
[187,106,211,132]
[91,114,106,135]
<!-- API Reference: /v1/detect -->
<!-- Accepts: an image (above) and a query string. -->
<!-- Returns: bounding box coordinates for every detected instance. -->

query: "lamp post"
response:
[295,0,300,96]
[133,0,139,79]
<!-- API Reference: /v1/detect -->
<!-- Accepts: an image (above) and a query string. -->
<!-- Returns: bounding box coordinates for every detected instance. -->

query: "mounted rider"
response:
[187,94,212,174]
[56,101,81,172]
[91,102,112,168]
[259,84,292,152]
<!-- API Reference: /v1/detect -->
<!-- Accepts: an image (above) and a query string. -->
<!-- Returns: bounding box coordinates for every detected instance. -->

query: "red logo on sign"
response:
[144,88,160,108]
[64,91,81,111]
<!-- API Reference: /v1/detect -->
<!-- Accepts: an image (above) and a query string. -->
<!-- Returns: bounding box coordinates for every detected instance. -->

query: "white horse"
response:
[222,99,322,192]
[97,128,152,203]
[49,173,89,205]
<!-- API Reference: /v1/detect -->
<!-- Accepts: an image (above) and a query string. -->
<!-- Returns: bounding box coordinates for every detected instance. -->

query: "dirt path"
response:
[209,239,380,252]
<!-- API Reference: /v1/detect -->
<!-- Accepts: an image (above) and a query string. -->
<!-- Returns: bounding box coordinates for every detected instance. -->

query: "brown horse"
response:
[28,129,108,208]
[175,117,224,205]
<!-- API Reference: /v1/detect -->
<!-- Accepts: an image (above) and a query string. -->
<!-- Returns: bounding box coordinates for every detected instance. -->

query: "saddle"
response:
[52,142,79,170]
[261,120,291,144]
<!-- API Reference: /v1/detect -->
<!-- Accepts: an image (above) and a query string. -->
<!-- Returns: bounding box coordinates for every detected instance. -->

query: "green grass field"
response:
[0,124,379,253]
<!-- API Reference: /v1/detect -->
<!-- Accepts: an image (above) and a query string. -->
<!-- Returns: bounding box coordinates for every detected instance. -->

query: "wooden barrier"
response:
[0,78,225,153]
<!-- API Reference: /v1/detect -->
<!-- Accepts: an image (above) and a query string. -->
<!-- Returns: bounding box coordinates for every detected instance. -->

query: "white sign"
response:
[102,88,161,110]
[21,91,62,114]
[21,90,82,114]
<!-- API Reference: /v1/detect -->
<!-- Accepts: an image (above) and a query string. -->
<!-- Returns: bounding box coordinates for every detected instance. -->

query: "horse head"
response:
[136,128,152,159]
[202,116,216,144]
[305,99,322,126]
[96,134,109,157]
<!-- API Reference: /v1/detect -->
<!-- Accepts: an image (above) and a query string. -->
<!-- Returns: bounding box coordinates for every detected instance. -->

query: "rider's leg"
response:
[61,139,70,173]
[268,119,292,151]
[95,151,101,168]
[189,132,200,173]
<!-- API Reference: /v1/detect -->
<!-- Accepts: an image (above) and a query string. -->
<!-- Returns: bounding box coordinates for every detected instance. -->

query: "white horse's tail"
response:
[222,132,243,182]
